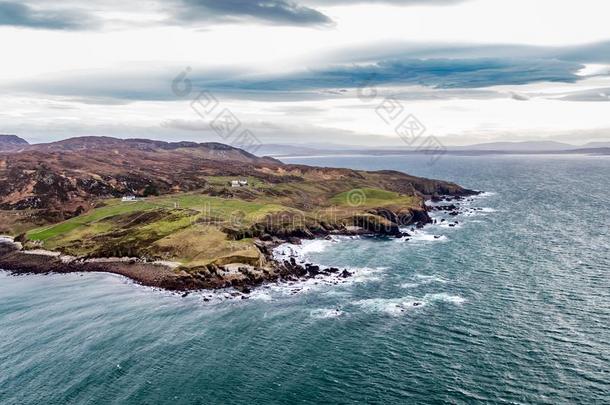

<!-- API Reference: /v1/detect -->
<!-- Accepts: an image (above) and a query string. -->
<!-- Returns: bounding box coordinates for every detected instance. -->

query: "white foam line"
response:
[401,275,449,289]
[310,308,344,319]
[353,296,426,316]
[396,229,449,243]
[353,292,466,316]
[424,293,467,305]
[273,238,335,265]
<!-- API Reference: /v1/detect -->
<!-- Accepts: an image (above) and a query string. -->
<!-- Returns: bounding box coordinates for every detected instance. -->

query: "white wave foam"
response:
[424,293,467,305]
[248,290,273,302]
[273,238,338,265]
[415,274,449,283]
[300,239,332,254]
[401,274,449,289]
[271,237,387,295]
[350,266,386,283]
[462,207,496,217]
[353,296,426,316]
[397,230,448,243]
[415,274,442,281]
[353,292,466,316]
[310,308,344,319]
[259,265,387,298]
[435,220,463,228]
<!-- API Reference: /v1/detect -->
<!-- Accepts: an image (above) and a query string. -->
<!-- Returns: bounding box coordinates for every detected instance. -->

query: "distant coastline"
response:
[267,149,610,160]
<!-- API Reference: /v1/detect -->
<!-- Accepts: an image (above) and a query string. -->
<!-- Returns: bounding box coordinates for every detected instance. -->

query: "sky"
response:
[1,0,609,147]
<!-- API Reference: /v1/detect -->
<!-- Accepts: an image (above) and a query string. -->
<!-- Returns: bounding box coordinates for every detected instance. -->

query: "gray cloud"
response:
[324,41,610,66]
[1,0,334,30]
[10,39,610,104]
[0,1,96,30]
[8,118,609,148]
[3,57,584,103]
[160,118,398,147]
[510,92,530,101]
[172,0,333,26]
[305,0,467,5]
[0,0,472,31]
[231,58,582,90]
[558,88,610,102]
[168,0,469,27]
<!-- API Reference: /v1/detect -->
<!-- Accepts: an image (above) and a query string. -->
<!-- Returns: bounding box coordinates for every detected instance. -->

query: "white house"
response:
[231,179,248,188]
[121,195,138,202]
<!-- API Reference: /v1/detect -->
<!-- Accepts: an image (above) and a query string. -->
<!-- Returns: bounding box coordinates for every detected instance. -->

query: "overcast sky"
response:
[1,0,609,146]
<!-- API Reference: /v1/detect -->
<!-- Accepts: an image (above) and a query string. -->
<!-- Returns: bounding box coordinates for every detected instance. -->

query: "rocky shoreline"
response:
[0,193,479,294]
[0,235,355,293]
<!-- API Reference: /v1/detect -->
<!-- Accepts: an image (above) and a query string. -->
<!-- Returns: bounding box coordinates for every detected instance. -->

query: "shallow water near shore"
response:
[1,155,609,404]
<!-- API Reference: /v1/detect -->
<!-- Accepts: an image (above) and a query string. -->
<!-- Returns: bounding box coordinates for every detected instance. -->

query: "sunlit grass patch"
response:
[27,201,157,241]
[330,188,416,207]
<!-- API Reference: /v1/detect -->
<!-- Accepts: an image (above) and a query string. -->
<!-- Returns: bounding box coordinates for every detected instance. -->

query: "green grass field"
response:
[23,186,421,267]
[27,201,158,241]
[27,193,299,242]
[24,192,304,264]
[330,188,416,207]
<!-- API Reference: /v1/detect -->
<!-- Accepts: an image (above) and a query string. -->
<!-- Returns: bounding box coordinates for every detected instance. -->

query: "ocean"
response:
[1,154,609,404]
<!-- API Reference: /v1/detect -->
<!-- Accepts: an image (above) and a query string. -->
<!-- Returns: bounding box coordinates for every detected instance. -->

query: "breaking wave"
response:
[353,293,466,316]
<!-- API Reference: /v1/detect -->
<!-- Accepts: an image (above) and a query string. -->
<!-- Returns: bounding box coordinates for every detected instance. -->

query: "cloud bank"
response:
[172,0,333,26]
[1,0,472,31]
[0,1,95,30]
[14,41,610,103]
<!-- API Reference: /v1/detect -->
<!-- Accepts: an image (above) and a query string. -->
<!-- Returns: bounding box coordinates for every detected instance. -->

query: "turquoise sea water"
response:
[1,155,609,404]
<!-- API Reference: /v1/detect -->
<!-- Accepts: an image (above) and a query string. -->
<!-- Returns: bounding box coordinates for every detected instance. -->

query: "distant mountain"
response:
[568,147,610,155]
[450,141,575,152]
[0,136,280,219]
[0,135,29,151]
[263,140,610,157]
[581,141,610,149]
[29,136,278,163]
[255,144,328,156]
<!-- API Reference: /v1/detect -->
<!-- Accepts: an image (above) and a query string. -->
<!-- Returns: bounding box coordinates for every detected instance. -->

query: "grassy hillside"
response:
[23,182,428,272]
[330,188,417,208]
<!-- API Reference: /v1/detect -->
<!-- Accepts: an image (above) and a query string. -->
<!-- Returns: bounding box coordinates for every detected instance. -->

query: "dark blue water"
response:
[1,155,609,404]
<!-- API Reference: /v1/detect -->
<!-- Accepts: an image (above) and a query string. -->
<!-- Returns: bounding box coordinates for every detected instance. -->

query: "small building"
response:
[231,179,248,188]
[121,195,139,202]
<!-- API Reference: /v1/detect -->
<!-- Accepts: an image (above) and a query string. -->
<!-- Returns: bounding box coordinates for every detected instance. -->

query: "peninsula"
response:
[0,135,477,291]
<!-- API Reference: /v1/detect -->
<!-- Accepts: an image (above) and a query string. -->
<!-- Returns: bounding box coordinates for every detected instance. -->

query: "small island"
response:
[0,136,477,291]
